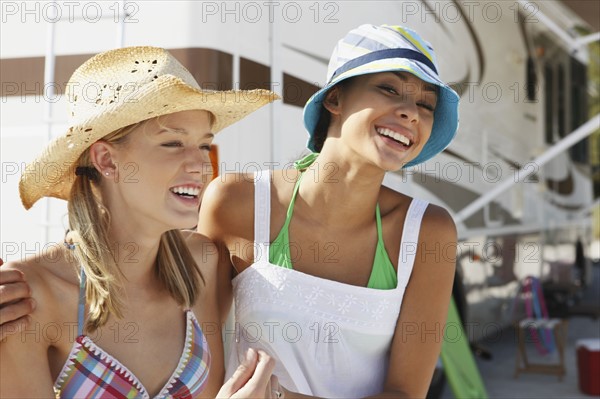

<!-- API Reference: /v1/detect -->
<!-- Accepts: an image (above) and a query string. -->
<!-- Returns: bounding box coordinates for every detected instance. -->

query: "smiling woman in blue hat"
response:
[199,24,460,398]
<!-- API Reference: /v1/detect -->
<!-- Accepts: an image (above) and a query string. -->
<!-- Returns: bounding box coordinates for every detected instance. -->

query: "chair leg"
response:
[515,324,529,378]
[515,329,521,378]
[554,320,567,381]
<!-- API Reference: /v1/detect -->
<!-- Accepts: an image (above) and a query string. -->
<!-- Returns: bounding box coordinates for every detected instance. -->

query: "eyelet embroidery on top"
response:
[234,264,403,329]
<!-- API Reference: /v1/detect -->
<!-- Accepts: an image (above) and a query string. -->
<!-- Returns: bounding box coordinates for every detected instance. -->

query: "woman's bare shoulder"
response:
[200,173,255,231]
[421,203,457,241]
[3,244,79,326]
[203,172,256,206]
[380,187,455,230]
[204,169,298,203]
[5,243,79,287]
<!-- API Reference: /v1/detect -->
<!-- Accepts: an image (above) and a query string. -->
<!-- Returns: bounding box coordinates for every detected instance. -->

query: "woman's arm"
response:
[185,231,228,397]
[197,175,253,322]
[185,231,278,399]
[383,205,457,398]
[0,262,56,397]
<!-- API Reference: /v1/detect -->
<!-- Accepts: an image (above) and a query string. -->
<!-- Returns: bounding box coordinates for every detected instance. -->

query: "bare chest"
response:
[230,216,404,288]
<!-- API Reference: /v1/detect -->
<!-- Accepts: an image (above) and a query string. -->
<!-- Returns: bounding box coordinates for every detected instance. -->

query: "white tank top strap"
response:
[254,169,271,263]
[396,198,429,289]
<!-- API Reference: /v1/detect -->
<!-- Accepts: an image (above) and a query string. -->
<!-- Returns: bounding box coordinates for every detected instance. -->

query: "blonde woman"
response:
[0,47,282,398]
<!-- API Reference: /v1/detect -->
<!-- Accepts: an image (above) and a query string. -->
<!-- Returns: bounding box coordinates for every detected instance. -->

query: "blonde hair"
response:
[67,119,205,332]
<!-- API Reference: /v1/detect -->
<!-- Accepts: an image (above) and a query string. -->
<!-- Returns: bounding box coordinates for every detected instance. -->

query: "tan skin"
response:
[199,72,457,398]
[0,258,35,341]
[0,111,276,398]
[1,72,455,398]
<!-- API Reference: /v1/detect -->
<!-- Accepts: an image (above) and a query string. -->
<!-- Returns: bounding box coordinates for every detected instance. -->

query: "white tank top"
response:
[225,170,428,397]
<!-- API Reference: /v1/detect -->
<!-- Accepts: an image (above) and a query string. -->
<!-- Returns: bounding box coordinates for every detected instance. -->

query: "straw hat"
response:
[19,46,278,209]
[303,24,459,168]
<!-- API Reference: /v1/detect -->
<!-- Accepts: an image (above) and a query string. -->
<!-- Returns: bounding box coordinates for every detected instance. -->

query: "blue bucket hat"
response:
[303,24,459,168]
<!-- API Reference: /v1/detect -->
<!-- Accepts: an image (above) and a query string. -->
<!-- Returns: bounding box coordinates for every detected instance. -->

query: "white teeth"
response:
[376,127,411,146]
[171,186,200,196]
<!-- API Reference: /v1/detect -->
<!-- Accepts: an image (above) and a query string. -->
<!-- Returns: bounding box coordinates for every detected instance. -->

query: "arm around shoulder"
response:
[0,261,57,397]
[0,260,36,340]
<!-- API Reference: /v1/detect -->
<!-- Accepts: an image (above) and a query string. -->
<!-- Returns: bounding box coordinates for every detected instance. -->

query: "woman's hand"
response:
[217,348,277,398]
[0,258,35,341]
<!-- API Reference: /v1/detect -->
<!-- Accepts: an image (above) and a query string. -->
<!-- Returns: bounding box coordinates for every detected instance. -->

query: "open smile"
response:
[376,126,413,149]
[170,185,202,206]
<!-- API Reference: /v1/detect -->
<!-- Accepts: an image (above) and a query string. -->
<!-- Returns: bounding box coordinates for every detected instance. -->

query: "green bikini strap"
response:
[283,173,304,228]
[375,203,383,238]
[293,152,319,170]
[281,154,317,230]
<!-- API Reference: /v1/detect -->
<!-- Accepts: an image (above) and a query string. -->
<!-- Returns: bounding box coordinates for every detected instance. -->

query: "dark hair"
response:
[311,107,331,153]
[309,78,353,153]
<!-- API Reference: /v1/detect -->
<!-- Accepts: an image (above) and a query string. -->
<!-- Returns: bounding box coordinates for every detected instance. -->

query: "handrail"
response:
[455,114,600,224]
[577,32,600,47]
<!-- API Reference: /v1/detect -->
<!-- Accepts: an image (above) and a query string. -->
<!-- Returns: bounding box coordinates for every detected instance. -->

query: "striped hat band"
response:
[330,48,437,82]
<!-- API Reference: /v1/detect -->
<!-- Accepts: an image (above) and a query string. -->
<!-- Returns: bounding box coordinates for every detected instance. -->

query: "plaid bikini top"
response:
[53,269,211,399]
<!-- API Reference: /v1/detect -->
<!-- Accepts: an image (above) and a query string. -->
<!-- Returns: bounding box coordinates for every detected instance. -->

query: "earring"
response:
[105,172,110,176]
